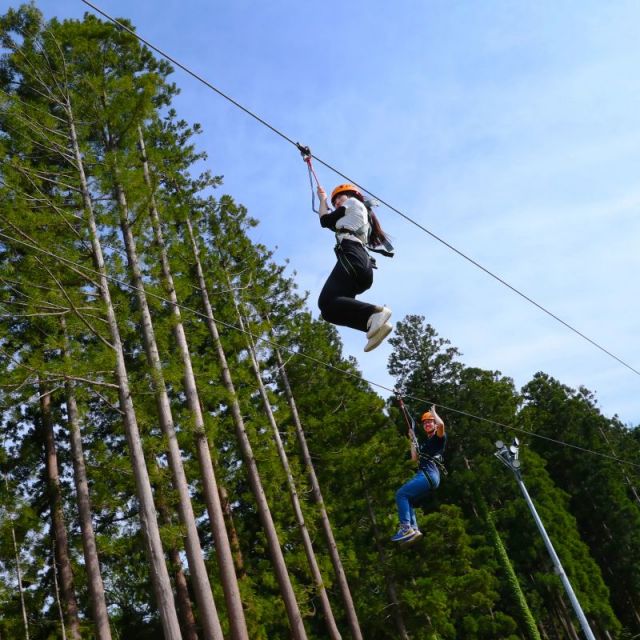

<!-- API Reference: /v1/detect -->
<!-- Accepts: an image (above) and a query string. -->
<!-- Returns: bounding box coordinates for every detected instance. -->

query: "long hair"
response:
[367,208,389,247]
[346,190,390,246]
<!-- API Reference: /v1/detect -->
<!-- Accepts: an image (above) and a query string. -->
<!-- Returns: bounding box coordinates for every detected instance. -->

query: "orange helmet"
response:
[421,411,435,422]
[331,183,362,204]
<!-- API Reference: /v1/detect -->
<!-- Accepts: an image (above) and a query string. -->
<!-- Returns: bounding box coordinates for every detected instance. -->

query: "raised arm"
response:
[317,185,330,216]
[431,404,446,438]
[316,185,347,230]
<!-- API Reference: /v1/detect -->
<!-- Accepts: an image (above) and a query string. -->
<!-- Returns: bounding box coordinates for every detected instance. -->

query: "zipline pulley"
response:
[297,142,322,213]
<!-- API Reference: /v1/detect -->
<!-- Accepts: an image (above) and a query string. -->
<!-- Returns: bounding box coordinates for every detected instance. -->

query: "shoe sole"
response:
[364,322,392,352]
[366,308,392,338]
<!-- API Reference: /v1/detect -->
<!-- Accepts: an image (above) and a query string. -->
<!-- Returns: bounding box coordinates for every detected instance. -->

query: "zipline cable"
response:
[80,0,640,380]
[1,227,638,470]
[80,0,298,148]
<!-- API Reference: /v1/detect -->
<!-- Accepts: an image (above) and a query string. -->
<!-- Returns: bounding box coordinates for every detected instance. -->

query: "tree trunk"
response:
[171,545,200,640]
[113,177,223,640]
[39,384,82,640]
[273,340,363,640]
[185,215,308,640]
[66,110,182,640]
[361,472,409,640]
[556,596,580,640]
[51,541,68,640]
[228,285,341,639]
[61,317,113,640]
[3,473,30,640]
[139,128,249,640]
[536,610,551,640]
[218,483,246,577]
[157,499,199,640]
[629,597,640,628]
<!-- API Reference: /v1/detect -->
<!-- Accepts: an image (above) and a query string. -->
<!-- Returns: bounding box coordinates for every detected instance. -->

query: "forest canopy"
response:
[1,5,639,639]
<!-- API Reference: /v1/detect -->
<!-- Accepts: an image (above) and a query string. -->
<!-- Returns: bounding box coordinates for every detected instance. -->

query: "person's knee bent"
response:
[318,293,338,324]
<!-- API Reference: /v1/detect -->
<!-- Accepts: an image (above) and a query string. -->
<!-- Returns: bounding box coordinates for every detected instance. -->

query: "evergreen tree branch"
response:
[88,387,124,416]
[9,161,82,194]
[39,262,114,351]
[0,346,115,389]
[0,225,101,290]
[0,114,74,162]
[0,85,69,125]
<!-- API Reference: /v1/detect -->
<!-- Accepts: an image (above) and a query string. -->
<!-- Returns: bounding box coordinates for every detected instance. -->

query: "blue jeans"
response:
[395,467,440,528]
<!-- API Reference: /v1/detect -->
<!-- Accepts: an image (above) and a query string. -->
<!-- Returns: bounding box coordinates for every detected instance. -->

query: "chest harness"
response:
[397,394,447,489]
[297,143,395,263]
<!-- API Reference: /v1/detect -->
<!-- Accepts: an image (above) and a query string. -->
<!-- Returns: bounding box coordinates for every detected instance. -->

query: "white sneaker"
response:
[364,321,392,352]
[366,306,392,338]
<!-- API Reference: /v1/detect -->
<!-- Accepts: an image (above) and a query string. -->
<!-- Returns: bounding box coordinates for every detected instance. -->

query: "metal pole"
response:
[494,441,596,640]
[515,476,596,640]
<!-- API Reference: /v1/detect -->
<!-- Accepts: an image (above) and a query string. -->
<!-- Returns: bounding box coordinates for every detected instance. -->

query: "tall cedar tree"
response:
[1,4,638,640]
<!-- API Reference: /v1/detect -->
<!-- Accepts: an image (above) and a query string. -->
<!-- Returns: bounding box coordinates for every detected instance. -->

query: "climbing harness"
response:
[396,393,448,478]
[298,143,395,258]
[333,241,361,279]
[421,452,448,477]
[350,203,395,258]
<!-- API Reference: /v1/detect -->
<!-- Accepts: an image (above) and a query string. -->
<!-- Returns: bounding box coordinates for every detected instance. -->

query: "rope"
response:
[296,144,320,213]
[1,228,638,470]
[4,1,639,466]
[78,0,640,380]
[395,393,415,434]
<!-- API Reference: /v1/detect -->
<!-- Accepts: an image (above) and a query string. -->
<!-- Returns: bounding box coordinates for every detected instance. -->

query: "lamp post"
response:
[494,439,596,640]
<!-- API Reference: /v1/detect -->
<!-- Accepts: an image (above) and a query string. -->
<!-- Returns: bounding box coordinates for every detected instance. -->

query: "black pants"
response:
[318,240,377,333]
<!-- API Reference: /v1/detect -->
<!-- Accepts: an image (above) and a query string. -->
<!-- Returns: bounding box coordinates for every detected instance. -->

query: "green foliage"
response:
[0,3,637,639]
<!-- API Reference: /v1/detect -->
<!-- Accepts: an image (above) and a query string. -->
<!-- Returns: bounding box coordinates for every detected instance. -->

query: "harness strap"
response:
[297,144,396,257]
[396,394,414,431]
[333,242,358,279]
[341,215,395,258]
[368,238,395,257]
[421,469,436,489]
[335,227,366,244]
[297,143,322,213]
[420,452,448,476]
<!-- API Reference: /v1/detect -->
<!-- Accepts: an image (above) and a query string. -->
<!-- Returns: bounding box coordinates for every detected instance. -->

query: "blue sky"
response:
[28,0,640,425]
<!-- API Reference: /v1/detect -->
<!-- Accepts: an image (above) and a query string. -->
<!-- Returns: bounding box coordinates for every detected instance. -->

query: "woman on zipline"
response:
[316,182,393,352]
[392,404,447,544]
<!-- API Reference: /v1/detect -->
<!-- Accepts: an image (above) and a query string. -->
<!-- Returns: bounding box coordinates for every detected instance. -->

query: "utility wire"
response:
[80,0,640,380]
[1,227,638,470]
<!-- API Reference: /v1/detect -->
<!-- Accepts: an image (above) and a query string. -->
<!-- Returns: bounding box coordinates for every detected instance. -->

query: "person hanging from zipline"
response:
[316,182,395,352]
[391,400,447,544]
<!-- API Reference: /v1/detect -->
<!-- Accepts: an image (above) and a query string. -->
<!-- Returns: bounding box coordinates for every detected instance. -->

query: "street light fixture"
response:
[493,440,595,640]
